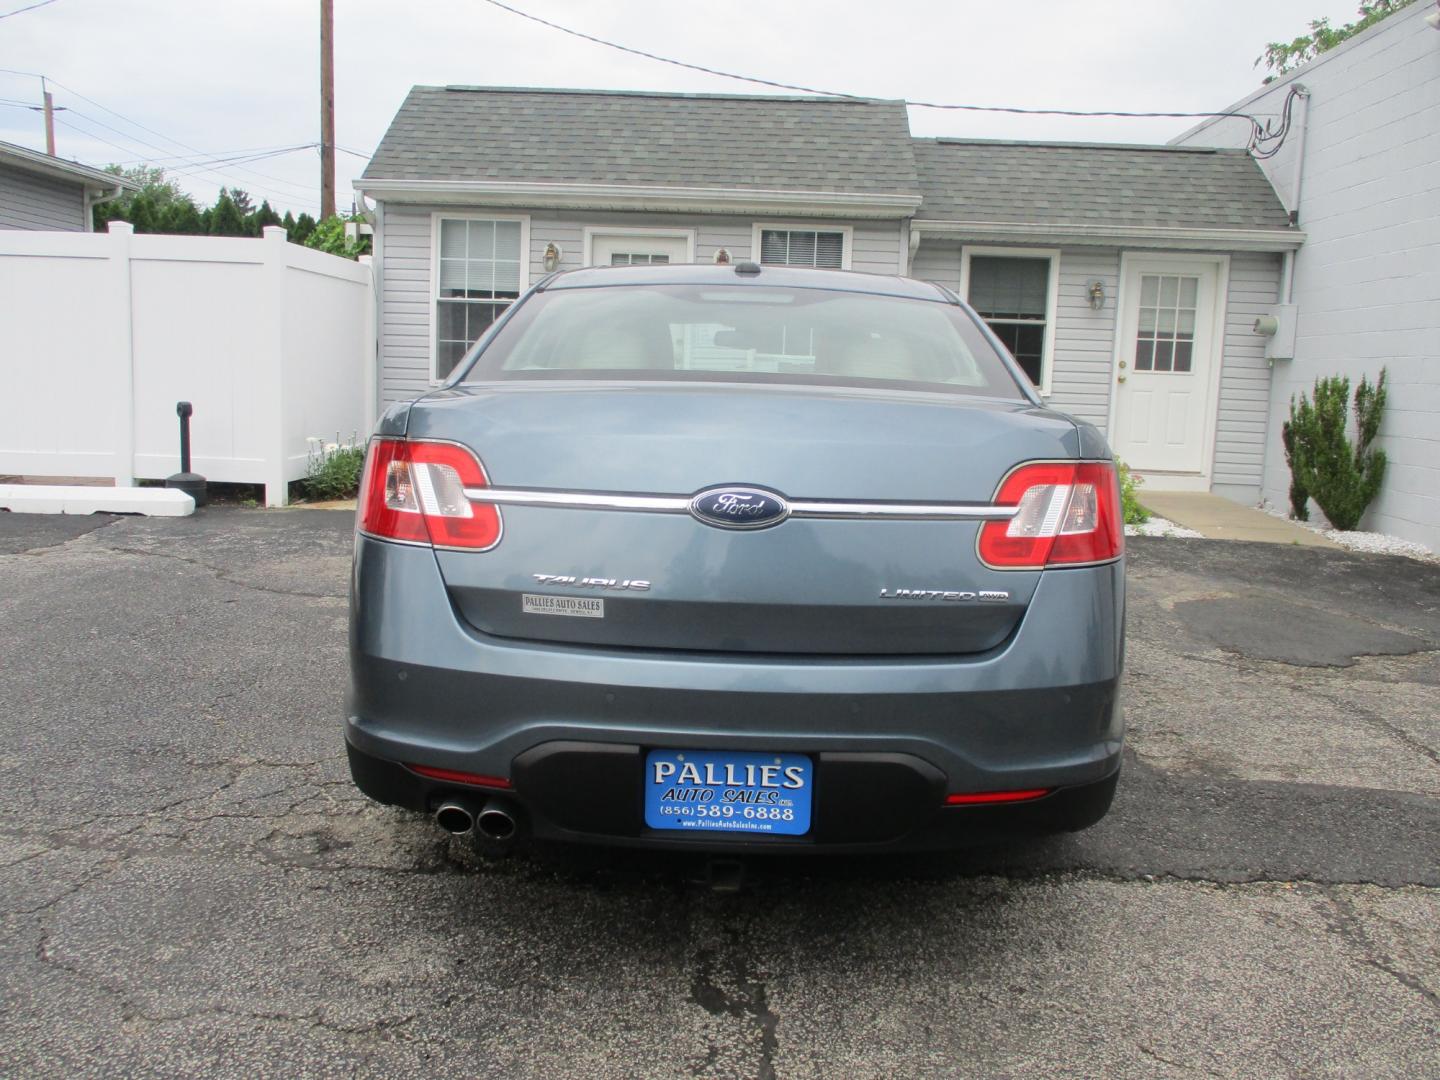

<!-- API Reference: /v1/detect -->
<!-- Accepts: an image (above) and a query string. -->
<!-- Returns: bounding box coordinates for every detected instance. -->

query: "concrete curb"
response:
[0,484,195,517]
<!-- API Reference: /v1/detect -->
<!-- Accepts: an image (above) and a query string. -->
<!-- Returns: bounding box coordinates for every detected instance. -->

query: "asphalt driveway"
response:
[1,509,1436,1078]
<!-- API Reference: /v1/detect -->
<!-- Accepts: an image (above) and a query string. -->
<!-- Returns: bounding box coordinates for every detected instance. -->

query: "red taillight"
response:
[358,438,501,550]
[406,763,512,789]
[944,788,1052,805]
[977,460,1124,570]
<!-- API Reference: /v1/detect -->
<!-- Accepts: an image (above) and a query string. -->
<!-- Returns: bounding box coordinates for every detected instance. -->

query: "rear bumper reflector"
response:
[405,763,513,789]
[944,788,1053,805]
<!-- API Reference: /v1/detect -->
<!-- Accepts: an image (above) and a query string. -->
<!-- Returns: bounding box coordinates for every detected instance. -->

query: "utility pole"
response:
[319,0,336,220]
[41,77,55,155]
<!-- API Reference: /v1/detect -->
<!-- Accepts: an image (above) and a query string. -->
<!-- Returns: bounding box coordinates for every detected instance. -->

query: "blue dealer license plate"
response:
[644,749,812,836]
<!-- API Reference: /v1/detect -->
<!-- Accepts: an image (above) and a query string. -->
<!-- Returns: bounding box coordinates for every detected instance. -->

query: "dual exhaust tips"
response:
[434,796,520,845]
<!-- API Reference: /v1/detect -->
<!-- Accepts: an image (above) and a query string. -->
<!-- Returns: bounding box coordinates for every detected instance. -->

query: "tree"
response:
[290,212,318,245]
[228,188,255,218]
[1257,0,1415,77]
[251,199,283,236]
[206,189,248,236]
[162,198,204,235]
[93,164,197,231]
[93,165,316,245]
[303,213,371,260]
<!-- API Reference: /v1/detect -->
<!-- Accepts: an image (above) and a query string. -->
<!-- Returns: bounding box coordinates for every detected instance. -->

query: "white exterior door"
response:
[1111,258,1224,482]
[587,230,693,267]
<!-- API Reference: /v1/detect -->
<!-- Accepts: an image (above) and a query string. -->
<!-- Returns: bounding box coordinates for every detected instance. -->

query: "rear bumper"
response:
[346,535,1125,850]
[347,740,1120,853]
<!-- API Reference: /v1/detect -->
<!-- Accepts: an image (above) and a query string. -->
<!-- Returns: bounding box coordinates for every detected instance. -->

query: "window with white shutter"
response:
[756,227,848,269]
[433,216,528,380]
[961,248,1059,392]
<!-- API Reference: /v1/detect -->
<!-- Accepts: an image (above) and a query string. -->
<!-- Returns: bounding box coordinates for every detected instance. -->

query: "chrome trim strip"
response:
[464,489,692,512]
[790,501,1017,521]
[463,488,1017,521]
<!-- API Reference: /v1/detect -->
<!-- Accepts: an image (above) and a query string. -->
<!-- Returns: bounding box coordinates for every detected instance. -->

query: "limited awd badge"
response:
[879,588,1011,602]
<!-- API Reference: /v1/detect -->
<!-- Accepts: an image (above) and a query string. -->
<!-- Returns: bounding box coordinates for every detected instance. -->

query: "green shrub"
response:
[304,436,366,500]
[1116,459,1149,525]
[1282,370,1387,531]
[303,214,371,260]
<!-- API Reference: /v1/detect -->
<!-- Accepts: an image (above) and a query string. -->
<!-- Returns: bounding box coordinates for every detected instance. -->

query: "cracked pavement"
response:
[1,509,1437,1078]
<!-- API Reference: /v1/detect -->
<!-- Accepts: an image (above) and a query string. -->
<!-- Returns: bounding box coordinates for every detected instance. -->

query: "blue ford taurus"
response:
[345,262,1126,853]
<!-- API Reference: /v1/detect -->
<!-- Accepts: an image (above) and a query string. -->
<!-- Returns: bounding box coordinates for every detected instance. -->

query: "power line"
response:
[59,106,318,202]
[479,0,1277,144]
[56,113,318,208]
[0,0,62,21]
[0,69,322,201]
[50,81,322,196]
[106,143,325,167]
[481,0,859,100]
[165,144,321,179]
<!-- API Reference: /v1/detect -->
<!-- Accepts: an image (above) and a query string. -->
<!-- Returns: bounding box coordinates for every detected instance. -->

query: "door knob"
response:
[1118,374,1127,383]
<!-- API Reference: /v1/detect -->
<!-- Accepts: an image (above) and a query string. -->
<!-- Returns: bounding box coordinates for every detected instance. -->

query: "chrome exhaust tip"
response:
[434,799,476,836]
[475,798,518,842]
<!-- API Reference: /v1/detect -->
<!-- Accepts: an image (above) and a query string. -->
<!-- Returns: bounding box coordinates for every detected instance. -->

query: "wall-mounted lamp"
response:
[1087,280,1106,311]
[713,247,732,265]
[542,242,563,272]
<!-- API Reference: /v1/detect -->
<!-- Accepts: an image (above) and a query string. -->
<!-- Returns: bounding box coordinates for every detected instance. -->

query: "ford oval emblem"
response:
[689,486,791,530]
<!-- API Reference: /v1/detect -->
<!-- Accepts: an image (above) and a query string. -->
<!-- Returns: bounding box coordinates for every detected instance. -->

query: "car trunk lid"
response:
[408,383,1077,656]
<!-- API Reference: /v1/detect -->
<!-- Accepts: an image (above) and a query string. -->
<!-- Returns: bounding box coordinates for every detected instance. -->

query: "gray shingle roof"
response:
[362,86,919,196]
[913,138,1291,230]
[0,139,141,191]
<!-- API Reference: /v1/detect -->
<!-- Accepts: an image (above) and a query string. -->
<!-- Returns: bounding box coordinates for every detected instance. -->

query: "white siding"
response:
[909,241,960,292]
[375,206,433,404]
[1214,252,1282,500]
[0,162,86,231]
[1173,3,1440,547]
[914,239,1282,491]
[1050,250,1120,428]
[376,206,905,406]
[849,222,906,275]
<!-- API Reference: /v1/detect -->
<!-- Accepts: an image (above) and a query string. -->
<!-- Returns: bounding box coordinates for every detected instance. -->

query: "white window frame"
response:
[582,226,696,267]
[959,245,1061,397]
[429,211,531,385]
[751,223,853,270]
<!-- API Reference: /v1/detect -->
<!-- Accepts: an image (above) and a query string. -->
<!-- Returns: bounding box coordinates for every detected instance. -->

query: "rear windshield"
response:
[458,283,1026,398]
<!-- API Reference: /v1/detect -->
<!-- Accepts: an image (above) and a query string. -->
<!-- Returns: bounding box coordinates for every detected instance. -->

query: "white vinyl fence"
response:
[0,222,374,506]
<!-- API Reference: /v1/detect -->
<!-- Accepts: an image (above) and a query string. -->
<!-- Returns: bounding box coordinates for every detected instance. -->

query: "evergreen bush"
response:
[1282,370,1387,531]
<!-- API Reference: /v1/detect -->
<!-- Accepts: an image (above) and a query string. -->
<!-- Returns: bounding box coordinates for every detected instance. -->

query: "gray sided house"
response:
[357,86,1302,503]
[0,140,136,232]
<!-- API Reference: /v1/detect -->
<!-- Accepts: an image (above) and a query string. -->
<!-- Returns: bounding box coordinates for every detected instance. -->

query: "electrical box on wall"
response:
[1257,304,1298,360]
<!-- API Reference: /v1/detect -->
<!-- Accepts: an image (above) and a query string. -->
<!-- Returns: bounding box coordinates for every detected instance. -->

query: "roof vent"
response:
[734,260,761,276]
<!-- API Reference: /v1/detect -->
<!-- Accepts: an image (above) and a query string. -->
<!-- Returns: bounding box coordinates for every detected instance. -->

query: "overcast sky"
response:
[1,0,1368,217]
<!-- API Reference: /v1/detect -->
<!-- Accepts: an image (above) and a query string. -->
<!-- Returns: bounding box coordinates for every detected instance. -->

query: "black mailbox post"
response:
[164,401,208,507]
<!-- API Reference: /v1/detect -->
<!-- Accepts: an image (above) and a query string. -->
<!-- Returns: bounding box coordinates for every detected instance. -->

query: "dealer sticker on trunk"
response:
[522,593,604,618]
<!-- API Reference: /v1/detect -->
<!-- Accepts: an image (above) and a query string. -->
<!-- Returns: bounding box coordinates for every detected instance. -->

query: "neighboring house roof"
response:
[358,86,921,218]
[0,139,140,193]
[910,138,1298,249]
